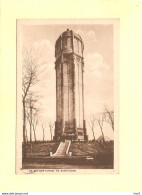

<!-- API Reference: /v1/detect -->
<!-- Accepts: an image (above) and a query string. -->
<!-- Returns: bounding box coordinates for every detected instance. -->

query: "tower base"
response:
[54,120,88,141]
[53,133,88,142]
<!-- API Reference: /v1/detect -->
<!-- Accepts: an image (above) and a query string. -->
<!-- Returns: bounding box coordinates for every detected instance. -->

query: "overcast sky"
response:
[21,22,114,140]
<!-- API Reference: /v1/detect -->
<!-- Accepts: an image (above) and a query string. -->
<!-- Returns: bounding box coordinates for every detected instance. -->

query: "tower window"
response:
[78,132,83,136]
[77,39,79,53]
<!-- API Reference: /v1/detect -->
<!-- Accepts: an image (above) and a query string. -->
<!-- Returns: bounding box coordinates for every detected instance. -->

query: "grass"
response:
[69,141,114,166]
[23,141,59,157]
[22,141,114,169]
[69,141,113,155]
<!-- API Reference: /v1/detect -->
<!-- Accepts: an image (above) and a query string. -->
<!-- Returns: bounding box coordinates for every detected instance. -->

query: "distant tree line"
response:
[88,105,114,143]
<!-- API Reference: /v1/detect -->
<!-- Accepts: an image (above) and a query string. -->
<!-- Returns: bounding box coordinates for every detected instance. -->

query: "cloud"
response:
[87,30,96,40]
[75,29,97,43]
[33,39,54,65]
[85,52,110,77]
[33,39,53,52]
[75,29,84,36]
[84,52,113,122]
[86,53,103,72]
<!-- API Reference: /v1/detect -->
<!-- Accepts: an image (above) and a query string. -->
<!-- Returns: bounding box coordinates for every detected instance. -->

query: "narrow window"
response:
[77,39,79,54]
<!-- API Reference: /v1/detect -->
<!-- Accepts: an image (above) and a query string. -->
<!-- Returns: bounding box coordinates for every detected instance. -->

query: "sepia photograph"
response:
[1,0,142,192]
[16,19,119,174]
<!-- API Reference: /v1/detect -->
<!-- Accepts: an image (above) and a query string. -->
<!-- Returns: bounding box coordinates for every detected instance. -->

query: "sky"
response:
[21,22,114,140]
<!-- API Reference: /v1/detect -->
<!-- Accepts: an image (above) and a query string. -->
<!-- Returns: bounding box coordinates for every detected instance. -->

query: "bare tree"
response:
[25,127,28,142]
[48,121,54,141]
[104,106,114,131]
[26,94,39,139]
[26,96,33,144]
[32,117,38,142]
[88,115,96,141]
[96,113,105,142]
[26,93,40,152]
[22,48,40,158]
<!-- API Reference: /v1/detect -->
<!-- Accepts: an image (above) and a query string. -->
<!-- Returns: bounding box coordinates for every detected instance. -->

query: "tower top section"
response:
[55,29,84,59]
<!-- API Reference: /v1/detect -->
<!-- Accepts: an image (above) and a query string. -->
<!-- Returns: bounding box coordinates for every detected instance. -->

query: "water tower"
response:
[54,29,88,141]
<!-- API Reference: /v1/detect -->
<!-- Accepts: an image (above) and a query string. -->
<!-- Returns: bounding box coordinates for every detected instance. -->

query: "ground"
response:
[24,141,59,157]
[22,141,114,169]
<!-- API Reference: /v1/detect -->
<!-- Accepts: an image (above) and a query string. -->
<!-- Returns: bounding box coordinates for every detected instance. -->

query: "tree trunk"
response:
[112,121,114,131]
[100,127,105,142]
[43,129,45,142]
[33,129,36,142]
[30,107,32,152]
[23,99,26,160]
[92,128,95,141]
[25,127,28,142]
[50,128,52,141]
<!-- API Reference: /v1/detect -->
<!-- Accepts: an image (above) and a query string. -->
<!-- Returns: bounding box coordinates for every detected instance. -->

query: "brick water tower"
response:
[54,29,88,141]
